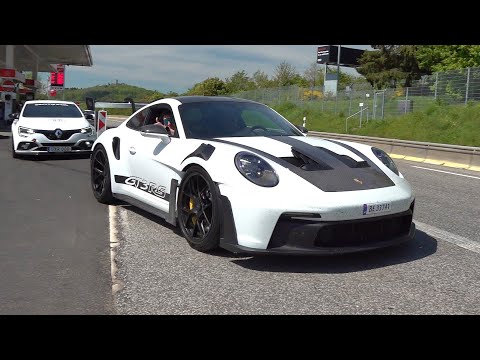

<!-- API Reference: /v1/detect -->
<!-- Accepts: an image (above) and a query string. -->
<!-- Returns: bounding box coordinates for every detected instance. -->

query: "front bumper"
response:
[14,139,95,155]
[13,127,97,155]
[220,209,416,255]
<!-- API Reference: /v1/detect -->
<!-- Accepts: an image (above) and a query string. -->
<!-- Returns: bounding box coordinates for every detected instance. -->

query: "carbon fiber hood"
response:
[209,136,395,192]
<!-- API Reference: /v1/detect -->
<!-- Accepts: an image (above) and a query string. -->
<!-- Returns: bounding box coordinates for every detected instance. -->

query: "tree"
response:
[304,62,322,87]
[291,74,309,87]
[146,91,165,102]
[225,70,255,94]
[325,68,366,91]
[357,45,423,89]
[186,77,227,96]
[273,61,298,87]
[252,70,273,89]
[416,45,480,72]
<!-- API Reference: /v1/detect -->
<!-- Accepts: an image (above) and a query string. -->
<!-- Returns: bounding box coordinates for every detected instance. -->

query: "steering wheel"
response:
[250,125,268,134]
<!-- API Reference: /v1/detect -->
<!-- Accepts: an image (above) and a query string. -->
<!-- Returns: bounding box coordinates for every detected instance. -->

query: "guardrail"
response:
[308,131,480,169]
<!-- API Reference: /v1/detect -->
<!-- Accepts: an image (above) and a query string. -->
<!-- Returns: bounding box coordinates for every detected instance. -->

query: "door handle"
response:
[129,147,136,155]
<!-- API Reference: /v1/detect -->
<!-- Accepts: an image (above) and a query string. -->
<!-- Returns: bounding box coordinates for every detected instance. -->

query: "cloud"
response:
[61,45,371,93]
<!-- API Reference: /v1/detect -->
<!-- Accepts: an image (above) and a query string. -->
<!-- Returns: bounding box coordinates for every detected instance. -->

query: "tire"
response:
[91,144,114,204]
[177,165,221,252]
[11,139,18,159]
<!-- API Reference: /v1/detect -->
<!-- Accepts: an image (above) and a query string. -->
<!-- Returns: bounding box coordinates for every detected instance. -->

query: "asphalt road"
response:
[0,132,114,314]
[112,159,480,315]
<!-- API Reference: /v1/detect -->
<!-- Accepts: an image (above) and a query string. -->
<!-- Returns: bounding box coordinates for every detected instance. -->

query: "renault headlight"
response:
[372,147,399,176]
[81,126,95,136]
[19,126,36,137]
[234,151,279,187]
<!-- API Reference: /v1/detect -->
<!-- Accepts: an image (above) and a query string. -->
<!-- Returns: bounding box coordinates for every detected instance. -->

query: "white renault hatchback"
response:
[10,100,96,158]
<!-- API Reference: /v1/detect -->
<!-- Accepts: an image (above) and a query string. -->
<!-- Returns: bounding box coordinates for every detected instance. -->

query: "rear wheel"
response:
[91,145,114,204]
[177,166,221,252]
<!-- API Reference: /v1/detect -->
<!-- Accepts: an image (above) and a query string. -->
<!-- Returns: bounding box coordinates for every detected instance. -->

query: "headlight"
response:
[18,126,36,136]
[80,126,95,135]
[372,147,399,176]
[234,151,279,187]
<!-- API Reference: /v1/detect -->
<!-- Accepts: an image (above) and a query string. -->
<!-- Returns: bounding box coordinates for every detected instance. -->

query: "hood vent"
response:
[290,148,333,171]
[315,147,369,168]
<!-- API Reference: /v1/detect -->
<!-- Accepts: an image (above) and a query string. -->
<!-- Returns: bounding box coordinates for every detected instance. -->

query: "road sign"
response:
[0,79,15,92]
[97,110,107,136]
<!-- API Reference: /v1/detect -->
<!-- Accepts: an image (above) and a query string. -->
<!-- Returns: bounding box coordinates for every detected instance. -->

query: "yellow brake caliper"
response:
[189,197,197,224]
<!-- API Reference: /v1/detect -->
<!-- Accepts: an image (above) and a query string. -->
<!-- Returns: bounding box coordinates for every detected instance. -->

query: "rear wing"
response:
[86,97,150,129]
[86,96,149,112]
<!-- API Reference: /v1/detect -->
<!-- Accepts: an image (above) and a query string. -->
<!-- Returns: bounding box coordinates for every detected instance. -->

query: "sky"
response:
[54,45,371,94]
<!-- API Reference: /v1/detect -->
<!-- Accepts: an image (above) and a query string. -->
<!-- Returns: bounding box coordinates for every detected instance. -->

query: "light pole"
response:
[365,93,370,122]
[335,45,341,114]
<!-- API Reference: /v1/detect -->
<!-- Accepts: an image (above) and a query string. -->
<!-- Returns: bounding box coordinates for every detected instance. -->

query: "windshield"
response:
[178,101,303,139]
[22,103,84,118]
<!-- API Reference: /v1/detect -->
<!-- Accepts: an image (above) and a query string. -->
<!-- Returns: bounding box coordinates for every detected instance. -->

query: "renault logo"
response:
[55,129,63,139]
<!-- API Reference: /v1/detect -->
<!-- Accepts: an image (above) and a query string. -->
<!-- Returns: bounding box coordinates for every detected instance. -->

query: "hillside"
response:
[37,83,166,105]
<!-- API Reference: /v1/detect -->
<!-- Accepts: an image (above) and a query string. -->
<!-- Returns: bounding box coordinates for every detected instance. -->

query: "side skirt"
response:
[114,193,169,221]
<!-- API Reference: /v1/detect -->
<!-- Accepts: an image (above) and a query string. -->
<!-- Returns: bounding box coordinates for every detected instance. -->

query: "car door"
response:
[111,106,148,198]
[124,104,182,214]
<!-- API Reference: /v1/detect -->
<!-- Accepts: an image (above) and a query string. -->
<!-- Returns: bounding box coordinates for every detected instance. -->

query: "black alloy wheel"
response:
[177,165,221,252]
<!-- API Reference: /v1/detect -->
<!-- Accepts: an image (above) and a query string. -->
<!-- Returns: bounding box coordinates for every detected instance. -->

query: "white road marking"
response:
[415,220,480,254]
[109,205,124,294]
[411,165,480,180]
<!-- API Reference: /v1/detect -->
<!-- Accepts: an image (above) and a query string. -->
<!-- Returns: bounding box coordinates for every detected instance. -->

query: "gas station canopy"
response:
[0,45,92,72]
[0,45,93,126]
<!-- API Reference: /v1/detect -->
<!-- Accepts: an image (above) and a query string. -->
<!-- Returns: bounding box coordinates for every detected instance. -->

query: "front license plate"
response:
[48,146,72,153]
[363,202,391,215]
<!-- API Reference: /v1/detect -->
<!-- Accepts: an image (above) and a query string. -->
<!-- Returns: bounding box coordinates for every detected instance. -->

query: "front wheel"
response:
[11,139,18,159]
[177,165,221,252]
[91,145,114,204]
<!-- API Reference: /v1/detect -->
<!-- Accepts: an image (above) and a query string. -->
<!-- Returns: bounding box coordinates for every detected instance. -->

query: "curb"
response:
[389,153,480,172]
[308,132,480,173]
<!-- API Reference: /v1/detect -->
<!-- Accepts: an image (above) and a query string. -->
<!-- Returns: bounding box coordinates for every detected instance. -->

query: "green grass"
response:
[272,102,480,147]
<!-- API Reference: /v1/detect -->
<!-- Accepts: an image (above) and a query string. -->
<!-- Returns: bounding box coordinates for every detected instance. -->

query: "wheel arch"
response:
[180,157,230,186]
[178,160,239,251]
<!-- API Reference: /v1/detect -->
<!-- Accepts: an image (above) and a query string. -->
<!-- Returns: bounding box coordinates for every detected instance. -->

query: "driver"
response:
[155,112,176,136]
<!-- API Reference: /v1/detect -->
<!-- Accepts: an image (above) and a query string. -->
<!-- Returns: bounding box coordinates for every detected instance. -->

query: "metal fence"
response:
[233,67,480,119]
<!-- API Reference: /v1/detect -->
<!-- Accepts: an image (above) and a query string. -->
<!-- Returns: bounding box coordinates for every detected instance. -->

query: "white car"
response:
[11,100,96,158]
[90,96,416,255]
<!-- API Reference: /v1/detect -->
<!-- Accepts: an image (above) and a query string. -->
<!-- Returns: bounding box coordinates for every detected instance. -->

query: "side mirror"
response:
[295,125,308,134]
[8,113,19,120]
[140,124,171,143]
[85,114,94,120]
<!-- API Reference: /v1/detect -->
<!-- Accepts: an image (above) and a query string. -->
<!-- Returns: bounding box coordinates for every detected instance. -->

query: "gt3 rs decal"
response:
[207,138,394,192]
[115,175,170,201]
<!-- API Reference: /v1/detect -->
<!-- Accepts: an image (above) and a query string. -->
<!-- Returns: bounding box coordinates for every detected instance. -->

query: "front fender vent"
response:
[112,137,120,160]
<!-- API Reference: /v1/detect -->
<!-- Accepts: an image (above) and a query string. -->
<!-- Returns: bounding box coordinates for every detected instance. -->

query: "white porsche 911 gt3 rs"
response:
[90,96,415,255]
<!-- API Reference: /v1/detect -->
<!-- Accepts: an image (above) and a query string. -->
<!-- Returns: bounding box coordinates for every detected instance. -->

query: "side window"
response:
[126,106,153,131]
[141,104,180,138]
[143,105,165,126]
